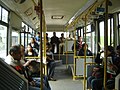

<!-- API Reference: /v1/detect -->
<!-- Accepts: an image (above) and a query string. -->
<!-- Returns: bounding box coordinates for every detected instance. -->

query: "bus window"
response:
[0,25,7,58]
[2,8,8,23]
[12,31,19,46]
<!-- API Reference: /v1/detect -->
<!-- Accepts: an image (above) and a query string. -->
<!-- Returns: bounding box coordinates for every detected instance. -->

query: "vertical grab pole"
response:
[35,0,43,89]
[104,0,109,90]
[39,0,43,89]
[65,27,68,69]
[43,16,47,76]
[73,25,76,80]
[83,15,87,90]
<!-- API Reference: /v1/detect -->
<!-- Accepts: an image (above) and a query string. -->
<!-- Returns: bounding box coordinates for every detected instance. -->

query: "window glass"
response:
[86,25,92,50]
[21,33,24,47]
[108,19,113,46]
[28,27,32,43]
[0,25,7,58]
[119,13,120,24]
[86,33,91,50]
[12,31,19,46]
[91,31,95,53]
[29,27,32,34]
[2,8,8,23]
[0,6,1,20]
[99,21,104,50]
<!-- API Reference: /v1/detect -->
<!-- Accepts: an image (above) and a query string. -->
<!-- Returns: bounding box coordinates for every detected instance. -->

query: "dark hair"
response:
[29,61,40,70]
[37,32,40,34]
[107,46,114,53]
[116,44,120,50]
[9,45,21,55]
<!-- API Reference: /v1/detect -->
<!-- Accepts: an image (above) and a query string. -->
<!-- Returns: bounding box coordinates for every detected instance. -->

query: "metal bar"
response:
[104,0,109,90]
[83,15,87,90]
[73,26,77,80]
[38,0,43,89]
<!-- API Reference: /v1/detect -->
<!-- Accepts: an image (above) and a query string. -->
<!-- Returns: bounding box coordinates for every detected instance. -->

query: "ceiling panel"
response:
[43,0,88,25]
[1,0,120,31]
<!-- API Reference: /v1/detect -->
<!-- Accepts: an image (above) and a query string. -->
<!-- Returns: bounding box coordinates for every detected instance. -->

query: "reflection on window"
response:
[0,25,7,58]
[2,8,8,23]
[12,31,19,46]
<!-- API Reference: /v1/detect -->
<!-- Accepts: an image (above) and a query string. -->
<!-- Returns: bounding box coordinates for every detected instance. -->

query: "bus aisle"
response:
[49,65,83,90]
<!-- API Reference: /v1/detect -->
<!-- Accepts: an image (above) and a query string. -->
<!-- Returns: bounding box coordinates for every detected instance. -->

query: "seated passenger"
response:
[46,43,56,81]
[5,45,50,90]
[72,36,82,52]
[106,45,120,89]
[28,61,51,90]
[25,45,38,57]
[78,43,93,56]
[28,37,39,54]
[87,46,116,90]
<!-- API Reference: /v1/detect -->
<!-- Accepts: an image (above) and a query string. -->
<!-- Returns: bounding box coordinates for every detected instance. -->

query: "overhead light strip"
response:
[51,15,64,19]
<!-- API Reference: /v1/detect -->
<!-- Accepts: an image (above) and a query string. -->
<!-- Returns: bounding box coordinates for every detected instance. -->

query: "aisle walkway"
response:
[49,65,84,90]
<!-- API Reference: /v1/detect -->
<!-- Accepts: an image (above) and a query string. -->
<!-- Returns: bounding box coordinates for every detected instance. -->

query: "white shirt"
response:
[5,54,25,66]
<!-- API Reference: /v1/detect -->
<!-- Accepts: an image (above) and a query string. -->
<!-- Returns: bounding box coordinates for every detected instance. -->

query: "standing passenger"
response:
[35,32,40,44]
[46,43,56,81]
[59,33,65,54]
[50,32,59,53]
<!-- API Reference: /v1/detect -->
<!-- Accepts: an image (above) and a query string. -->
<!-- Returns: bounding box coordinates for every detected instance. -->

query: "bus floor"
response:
[49,65,85,90]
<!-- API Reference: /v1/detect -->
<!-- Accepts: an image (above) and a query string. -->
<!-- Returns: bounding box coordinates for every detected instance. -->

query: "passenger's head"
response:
[27,45,33,52]
[107,46,115,56]
[78,36,82,42]
[31,37,36,43]
[116,44,120,55]
[53,32,56,36]
[61,33,64,37]
[28,61,40,73]
[9,45,22,60]
[37,32,40,36]
[46,33,48,37]
[46,43,52,51]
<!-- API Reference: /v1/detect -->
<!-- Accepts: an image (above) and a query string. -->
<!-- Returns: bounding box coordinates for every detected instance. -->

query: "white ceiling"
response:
[43,0,88,25]
[1,0,120,31]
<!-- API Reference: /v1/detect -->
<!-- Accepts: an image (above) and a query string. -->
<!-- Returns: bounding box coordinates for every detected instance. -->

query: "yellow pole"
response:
[83,15,87,90]
[35,0,44,89]
[65,28,68,69]
[43,15,47,76]
[104,0,109,90]
[73,25,77,80]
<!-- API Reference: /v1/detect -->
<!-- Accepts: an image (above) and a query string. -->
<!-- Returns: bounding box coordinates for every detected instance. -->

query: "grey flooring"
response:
[49,65,84,90]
